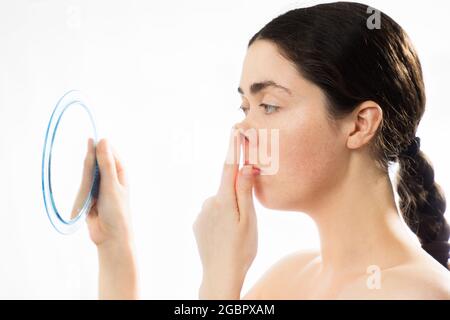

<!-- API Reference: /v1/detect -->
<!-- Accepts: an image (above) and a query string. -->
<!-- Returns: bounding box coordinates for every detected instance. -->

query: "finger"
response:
[236,165,259,223]
[111,145,128,187]
[95,138,119,186]
[217,127,242,199]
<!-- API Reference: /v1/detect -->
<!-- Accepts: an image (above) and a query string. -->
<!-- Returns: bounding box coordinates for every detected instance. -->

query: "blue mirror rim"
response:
[41,90,99,235]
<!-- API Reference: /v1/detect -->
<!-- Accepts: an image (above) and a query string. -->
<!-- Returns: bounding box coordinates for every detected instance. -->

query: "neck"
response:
[308,158,420,275]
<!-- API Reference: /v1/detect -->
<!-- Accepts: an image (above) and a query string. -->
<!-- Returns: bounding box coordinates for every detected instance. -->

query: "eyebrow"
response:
[238,81,292,96]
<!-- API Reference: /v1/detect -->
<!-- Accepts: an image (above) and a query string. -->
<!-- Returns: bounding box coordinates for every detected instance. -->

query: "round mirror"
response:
[42,90,100,234]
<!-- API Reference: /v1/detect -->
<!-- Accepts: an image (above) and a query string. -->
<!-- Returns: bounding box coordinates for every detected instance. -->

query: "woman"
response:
[86,2,450,299]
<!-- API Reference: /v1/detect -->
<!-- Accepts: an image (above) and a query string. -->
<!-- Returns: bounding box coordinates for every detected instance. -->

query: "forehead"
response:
[239,40,302,91]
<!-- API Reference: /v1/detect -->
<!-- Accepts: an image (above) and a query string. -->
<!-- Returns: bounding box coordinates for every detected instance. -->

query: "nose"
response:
[233,119,256,137]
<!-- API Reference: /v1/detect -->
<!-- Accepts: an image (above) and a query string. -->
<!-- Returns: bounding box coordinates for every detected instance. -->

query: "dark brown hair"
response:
[249,1,449,268]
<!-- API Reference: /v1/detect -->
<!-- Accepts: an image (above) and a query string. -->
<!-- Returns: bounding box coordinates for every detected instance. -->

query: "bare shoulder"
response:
[340,258,450,300]
[242,249,319,299]
[381,261,450,299]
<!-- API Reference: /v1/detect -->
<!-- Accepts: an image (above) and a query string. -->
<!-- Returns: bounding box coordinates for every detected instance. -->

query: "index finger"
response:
[217,127,242,198]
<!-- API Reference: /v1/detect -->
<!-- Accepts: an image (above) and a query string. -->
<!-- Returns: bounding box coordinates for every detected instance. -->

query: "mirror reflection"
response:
[50,102,97,223]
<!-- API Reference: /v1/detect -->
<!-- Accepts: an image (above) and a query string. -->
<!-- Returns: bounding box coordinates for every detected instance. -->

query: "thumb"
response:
[236,165,259,223]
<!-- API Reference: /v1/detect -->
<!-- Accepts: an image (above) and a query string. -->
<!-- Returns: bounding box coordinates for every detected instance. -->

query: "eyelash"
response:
[239,104,280,115]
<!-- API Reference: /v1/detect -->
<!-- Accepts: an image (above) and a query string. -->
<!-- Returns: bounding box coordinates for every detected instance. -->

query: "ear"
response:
[346,101,383,150]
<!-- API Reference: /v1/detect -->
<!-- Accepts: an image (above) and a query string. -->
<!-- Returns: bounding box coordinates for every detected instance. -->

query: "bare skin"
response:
[77,138,138,299]
[194,39,450,300]
[242,250,450,299]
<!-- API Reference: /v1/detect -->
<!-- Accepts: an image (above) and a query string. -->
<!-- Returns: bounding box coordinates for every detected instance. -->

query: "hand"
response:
[193,127,260,299]
[84,138,132,248]
[77,138,138,299]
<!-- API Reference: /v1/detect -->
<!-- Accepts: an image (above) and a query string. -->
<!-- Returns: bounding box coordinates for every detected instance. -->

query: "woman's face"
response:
[236,39,347,212]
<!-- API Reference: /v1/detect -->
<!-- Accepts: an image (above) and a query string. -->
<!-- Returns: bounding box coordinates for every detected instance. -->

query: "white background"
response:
[0,0,449,299]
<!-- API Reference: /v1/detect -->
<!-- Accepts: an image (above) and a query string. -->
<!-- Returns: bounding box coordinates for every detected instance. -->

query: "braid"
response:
[396,144,450,268]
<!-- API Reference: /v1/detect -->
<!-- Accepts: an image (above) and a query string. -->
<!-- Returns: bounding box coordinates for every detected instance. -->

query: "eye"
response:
[259,103,280,114]
[239,105,249,115]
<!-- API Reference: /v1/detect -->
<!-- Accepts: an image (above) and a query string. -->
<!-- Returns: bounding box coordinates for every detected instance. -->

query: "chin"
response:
[254,181,289,210]
[254,176,306,211]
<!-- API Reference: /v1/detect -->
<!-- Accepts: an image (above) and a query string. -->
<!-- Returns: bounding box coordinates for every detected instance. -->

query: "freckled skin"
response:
[237,40,450,300]
[237,40,346,212]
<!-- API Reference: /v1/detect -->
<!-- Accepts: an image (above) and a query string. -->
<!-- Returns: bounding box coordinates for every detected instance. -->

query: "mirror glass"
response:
[42,90,99,234]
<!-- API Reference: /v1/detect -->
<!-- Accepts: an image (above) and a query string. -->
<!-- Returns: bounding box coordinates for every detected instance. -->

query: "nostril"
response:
[242,135,250,165]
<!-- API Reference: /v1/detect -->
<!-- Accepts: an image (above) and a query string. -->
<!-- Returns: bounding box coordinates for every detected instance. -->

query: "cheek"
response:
[254,115,342,211]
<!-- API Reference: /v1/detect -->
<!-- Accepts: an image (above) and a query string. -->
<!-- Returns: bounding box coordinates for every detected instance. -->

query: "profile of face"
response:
[236,40,348,212]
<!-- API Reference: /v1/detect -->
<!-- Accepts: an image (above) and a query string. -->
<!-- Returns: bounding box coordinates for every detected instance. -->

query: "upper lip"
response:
[244,158,260,169]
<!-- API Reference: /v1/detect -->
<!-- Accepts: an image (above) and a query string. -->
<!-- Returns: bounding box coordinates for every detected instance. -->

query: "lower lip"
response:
[253,167,261,175]
[243,161,262,174]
